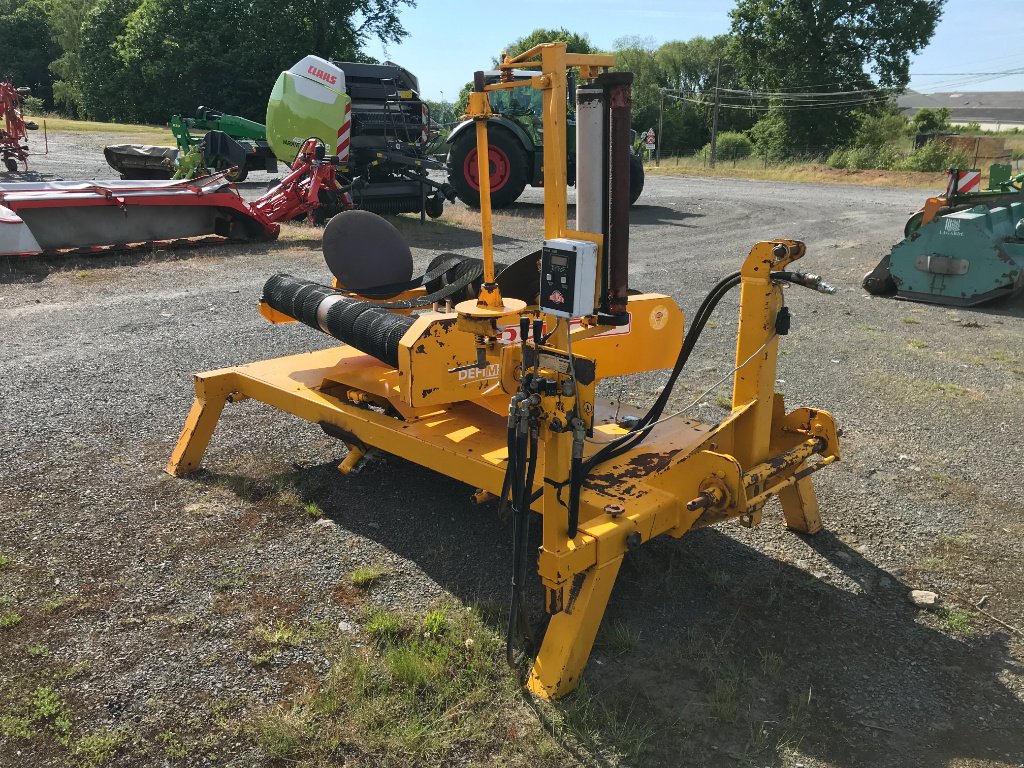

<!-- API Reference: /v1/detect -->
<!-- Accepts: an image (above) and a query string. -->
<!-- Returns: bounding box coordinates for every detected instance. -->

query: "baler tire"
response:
[629,153,645,205]
[448,126,528,209]
[4,158,17,173]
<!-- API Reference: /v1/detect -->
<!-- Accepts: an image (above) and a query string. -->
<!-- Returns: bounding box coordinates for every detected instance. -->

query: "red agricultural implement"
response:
[0,139,342,257]
[1,82,46,173]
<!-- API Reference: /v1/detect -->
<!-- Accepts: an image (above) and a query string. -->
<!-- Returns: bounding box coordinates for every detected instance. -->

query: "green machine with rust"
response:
[864,166,1024,306]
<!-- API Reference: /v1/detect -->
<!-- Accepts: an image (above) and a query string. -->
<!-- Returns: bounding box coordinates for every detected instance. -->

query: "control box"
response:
[539,238,598,319]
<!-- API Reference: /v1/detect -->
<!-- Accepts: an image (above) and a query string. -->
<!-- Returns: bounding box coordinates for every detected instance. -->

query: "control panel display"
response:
[539,238,598,319]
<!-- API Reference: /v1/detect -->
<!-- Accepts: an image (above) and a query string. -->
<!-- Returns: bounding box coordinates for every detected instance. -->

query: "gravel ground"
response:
[1,132,1023,767]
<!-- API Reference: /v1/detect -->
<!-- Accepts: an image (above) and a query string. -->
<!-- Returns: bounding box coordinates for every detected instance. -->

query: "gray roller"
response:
[321,209,413,292]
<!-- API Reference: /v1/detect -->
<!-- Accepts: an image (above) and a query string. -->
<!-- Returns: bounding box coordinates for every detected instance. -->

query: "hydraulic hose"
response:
[582,271,743,473]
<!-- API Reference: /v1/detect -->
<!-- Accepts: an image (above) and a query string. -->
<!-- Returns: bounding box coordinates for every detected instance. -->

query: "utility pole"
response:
[657,90,664,167]
[709,57,722,168]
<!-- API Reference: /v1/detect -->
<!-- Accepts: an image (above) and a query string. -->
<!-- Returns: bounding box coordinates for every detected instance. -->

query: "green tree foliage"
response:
[500,27,596,61]
[701,131,753,161]
[854,107,908,146]
[70,0,411,123]
[910,106,952,134]
[730,0,946,151]
[46,0,100,116]
[0,0,56,106]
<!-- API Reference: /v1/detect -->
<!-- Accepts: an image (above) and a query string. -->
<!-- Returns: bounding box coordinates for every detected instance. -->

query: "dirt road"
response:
[1,137,1022,767]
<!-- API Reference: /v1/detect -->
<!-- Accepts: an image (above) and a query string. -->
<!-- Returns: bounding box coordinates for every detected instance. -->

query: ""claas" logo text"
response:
[307,65,337,85]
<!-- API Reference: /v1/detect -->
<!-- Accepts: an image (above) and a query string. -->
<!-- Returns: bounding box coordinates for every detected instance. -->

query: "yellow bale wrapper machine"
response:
[167,44,842,698]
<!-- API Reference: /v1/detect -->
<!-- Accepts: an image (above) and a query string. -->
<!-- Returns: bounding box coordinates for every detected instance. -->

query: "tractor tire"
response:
[447,126,528,209]
[904,210,925,238]
[628,153,645,205]
[4,158,18,173]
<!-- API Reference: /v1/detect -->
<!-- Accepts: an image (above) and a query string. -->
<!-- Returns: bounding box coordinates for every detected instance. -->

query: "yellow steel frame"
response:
[167,43,840,700]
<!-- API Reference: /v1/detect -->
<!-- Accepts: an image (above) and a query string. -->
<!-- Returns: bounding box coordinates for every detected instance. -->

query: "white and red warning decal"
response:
[946,169,981,197]
[496,314,632,345]
[336,101,352,160]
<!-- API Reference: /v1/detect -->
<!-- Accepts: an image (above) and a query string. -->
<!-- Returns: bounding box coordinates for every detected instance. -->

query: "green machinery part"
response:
[885,201,1024,306]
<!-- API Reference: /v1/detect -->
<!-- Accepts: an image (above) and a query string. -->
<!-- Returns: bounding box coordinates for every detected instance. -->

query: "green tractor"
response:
[445,70,645,208]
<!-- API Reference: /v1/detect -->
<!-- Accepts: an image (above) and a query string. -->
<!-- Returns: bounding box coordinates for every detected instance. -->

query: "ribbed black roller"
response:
[321,210,413,294]
[262,273,415,368]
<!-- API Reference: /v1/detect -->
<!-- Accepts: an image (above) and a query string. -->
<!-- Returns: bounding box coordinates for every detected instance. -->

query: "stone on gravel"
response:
[910,589,940,607]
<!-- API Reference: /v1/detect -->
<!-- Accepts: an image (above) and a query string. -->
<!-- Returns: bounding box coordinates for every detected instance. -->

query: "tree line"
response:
[0,0,412,123]
[3,0,946,158]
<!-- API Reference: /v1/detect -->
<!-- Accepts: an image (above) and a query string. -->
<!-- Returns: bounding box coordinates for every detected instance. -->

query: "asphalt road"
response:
[1,161,1022,767]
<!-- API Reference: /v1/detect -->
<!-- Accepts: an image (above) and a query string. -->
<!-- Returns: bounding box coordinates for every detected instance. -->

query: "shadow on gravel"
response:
[629,204,704,228]
[0,170,56,183]
[197,453,1024,767]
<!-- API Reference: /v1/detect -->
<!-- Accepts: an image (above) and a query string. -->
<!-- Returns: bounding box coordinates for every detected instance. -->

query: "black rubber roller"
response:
[262,273,415,368]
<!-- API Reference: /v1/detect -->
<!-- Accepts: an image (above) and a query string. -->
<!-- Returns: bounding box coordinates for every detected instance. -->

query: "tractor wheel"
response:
[628,153,645,205]
[448,126,528,209]
[4,158,18,173]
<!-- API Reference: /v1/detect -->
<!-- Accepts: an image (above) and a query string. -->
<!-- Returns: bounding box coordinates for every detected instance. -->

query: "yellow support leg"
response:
[527,556,623,699]
[778,461,823,534]
[165,372,236,476]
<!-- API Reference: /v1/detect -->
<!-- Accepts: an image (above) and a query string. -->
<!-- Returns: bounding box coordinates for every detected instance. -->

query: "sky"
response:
[363,0,1024,102]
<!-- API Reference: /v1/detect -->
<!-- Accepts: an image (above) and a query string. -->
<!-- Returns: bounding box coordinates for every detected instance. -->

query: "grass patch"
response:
[714,393,732,410]
[251,619,304,666]
[42,593,74,613]
[562,681,655,763]
[599,620,641,656]
[351,566,389,589]
[930,382,971,397]
[213,567,246,591]
[27,643,48,659]
[902,316,921,325]
[251,604,567,765]
[852,322,880,331]
[0,596,21,629]
[303,501,324,519]
[644,157,943,189]
[71,730,126,767]
[24,114,168,139]
[940,608,975,634]
[0,551,10,569]
[907,338,928,349]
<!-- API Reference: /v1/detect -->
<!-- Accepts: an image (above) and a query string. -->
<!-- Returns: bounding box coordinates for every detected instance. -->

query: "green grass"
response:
[562,680,655,763]
[645,155,944,189]
[303,501,324,518]
[24,114,168,139]
[0,551,10,569]
[252,605,567,765]
[0,597,22,628]
[27,643,49,659]
[350,566,389,589]
[902,316,921,325]
[930,382,971,397]
[907,338,928,349]
[599,620,641,656]
[940,607,975,634]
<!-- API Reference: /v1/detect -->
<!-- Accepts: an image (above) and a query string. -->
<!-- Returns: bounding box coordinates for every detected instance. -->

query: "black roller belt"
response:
[262,273,416,367]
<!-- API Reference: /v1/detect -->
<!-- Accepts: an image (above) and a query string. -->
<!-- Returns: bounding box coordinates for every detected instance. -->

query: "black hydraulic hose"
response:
[523,271,746,508]
[582,271,743,474]
[567,444,582,538]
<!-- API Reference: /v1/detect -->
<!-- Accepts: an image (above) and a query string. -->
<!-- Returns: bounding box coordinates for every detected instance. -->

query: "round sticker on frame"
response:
[649,305,669,330]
